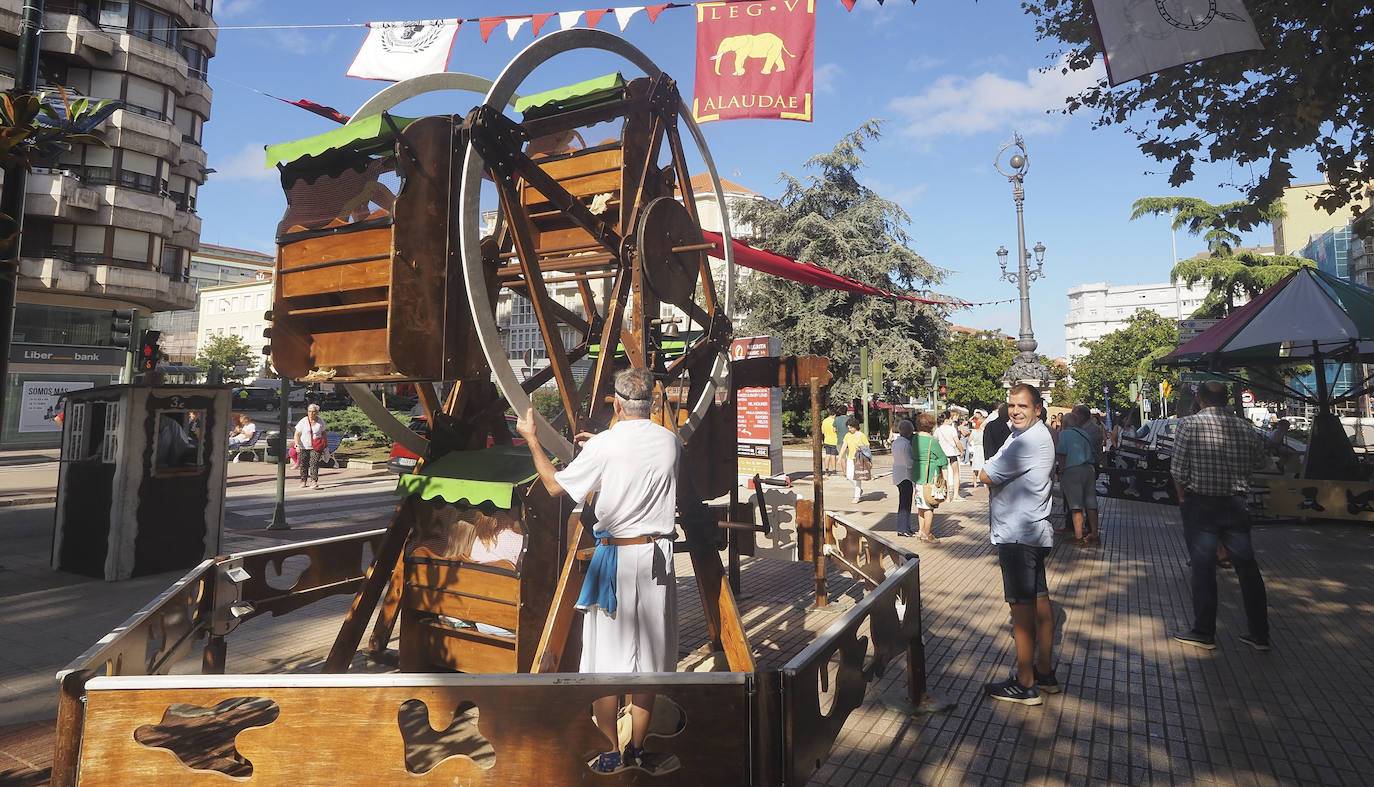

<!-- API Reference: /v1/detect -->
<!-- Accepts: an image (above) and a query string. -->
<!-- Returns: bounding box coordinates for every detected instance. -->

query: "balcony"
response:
[38,10,118,59]
[104,109,181,161]
[20,250,197,311]
[24,168,103,219]
[179,77,213,118]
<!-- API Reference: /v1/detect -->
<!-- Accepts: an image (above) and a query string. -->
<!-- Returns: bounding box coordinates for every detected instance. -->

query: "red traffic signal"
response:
[137,330,161,373]
[939,385,948,396]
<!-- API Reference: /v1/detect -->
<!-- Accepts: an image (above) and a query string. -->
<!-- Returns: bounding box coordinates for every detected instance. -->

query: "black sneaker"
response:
[1034,669,1061,694]
[623,744,645,769]
[984,677,1043,705]
[1239,633,1271,652]
[1173,630,1217,650]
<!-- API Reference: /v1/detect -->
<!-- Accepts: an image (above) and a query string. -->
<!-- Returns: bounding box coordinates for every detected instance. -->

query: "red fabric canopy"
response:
[703,231,1007,308]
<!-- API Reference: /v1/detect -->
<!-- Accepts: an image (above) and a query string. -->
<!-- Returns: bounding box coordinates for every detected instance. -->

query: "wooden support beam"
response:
[324,497,415,672]
[811,375,827,608]
[532,517,592,673]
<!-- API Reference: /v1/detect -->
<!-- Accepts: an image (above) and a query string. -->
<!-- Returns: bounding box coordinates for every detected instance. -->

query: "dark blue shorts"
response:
[824,444,838,456]
[997,543,1051,605]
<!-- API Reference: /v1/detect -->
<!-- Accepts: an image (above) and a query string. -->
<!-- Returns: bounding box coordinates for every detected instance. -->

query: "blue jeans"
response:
[1180,494,1268,641]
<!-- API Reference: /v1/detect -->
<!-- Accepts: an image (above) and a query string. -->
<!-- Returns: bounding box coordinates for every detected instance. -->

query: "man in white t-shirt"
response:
[516,367,678,774]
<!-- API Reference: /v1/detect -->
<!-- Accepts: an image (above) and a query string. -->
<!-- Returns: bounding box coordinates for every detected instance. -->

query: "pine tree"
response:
[734,121,948,403]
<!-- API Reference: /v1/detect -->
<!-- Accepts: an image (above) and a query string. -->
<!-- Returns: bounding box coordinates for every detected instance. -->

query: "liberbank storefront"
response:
[4,342,125,448]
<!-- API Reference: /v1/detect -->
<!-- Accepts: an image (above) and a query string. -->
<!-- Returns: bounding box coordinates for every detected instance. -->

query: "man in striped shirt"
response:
[1169,382,1270,652]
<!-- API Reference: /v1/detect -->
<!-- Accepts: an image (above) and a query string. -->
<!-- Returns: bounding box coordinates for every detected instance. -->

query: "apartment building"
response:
[153,243,272,363]
[1064,279,1214,360]
[0,0,216,445]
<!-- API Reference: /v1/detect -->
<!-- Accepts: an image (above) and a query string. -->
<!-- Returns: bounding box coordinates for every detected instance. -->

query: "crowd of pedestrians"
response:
[826,381,1273,708]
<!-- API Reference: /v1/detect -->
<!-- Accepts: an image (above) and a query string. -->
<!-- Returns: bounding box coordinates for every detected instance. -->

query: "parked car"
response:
[230,387,279,411]
[387,415,526,474]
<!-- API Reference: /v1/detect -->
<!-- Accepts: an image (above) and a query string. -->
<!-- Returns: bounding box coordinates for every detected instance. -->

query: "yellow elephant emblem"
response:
[710,32,797,76]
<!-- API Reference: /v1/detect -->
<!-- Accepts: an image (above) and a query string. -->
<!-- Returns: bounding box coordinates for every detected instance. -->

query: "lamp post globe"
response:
[994,132,1051,396]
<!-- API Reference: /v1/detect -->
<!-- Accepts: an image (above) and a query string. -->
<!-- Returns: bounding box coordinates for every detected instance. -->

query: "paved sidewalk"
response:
[2,456,1372,784]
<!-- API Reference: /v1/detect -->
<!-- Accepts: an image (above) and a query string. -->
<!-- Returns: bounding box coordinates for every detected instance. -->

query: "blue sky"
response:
[198,0,1307,359]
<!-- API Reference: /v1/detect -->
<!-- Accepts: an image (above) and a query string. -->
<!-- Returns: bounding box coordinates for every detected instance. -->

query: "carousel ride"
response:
[51,31,937,786]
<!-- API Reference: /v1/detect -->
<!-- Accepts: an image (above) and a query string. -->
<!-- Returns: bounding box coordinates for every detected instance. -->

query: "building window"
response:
[180,45,209,81]
[14,304,112,345]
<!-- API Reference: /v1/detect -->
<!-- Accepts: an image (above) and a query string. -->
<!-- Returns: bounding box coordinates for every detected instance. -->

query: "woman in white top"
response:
[293,404,326,488]
[228,413,257,448]
[968,411,986,488]
[891,419,915,536]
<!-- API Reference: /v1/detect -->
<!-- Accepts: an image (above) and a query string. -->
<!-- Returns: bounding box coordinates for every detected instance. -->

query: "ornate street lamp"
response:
[994,132,1051,394]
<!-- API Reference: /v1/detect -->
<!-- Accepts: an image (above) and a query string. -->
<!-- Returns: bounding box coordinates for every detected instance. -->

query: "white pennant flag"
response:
[506,17,530,41]
[558,11,583,30]
[614,7,643,31]
[347,19,460,82]
[1089,0,1263,86]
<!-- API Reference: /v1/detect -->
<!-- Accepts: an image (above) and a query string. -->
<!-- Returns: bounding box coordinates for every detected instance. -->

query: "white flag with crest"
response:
[1089,0,1263,86]
[347,19,459,82]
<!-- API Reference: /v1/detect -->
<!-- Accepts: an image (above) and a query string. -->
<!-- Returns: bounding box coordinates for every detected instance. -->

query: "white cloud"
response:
[904,55,945,72]
[862,176,927,210]
[815,63,842,94]
[888,56,1105,140]
[210,142,277,182]
[214,0,264,21]
[270,30,337,55]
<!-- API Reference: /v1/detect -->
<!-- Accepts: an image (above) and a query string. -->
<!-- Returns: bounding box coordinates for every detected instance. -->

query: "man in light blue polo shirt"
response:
[978,383,1057,705]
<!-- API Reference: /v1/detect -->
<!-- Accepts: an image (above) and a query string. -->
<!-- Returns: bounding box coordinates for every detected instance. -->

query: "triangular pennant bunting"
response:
[646,4,669,23]
[506,17,530,40]
[585,9,609,28]
[614,7,643,31]
[479,17,505,42]
[559,10,583,29]
[347,19,460,82]
[840,0,857,9]
[531,12,556,35]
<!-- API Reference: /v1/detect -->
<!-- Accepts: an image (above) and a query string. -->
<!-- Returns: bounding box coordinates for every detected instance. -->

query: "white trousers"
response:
[580,538,678,673]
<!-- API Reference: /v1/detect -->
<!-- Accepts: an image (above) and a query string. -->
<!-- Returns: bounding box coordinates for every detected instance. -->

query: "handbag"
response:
[853,451,873,481]
[312,431,326,452]
[921,436,948,507]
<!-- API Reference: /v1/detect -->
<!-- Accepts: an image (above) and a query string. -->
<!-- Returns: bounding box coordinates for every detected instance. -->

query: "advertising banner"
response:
[19,380,94,433]
[694,0,814,123]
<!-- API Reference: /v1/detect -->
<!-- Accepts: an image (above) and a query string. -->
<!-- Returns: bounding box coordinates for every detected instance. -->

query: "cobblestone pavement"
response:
[2,463,1372,785]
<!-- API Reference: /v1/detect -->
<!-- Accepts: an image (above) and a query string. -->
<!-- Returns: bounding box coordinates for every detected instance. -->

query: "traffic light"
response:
[110,309,136,349]
[938,379,948,398]
[137,330,162,373]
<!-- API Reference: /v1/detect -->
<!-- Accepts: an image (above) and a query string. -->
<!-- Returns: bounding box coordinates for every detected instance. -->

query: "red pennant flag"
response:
[840,0,857,9]
[531,12,555,35]
[646,4,670,22]
[479,16,514,42]
[280,98,350,124]
[585,9,609,28]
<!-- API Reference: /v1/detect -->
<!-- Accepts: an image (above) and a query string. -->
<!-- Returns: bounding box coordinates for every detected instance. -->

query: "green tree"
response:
[734,121,948,405]
[1024,2,1374,226]
[1130,196,1312,316]
[1045,357,1072,408]
[195,334,257,382]
[943,330,1014,412]
[1070,311,1180,415]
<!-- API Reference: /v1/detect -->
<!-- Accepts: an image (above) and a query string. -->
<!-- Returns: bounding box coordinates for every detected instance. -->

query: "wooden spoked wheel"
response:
[460,29,735,462]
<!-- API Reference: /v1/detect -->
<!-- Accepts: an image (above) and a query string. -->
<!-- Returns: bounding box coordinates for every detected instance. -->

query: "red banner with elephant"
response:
[693,0,814,123]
